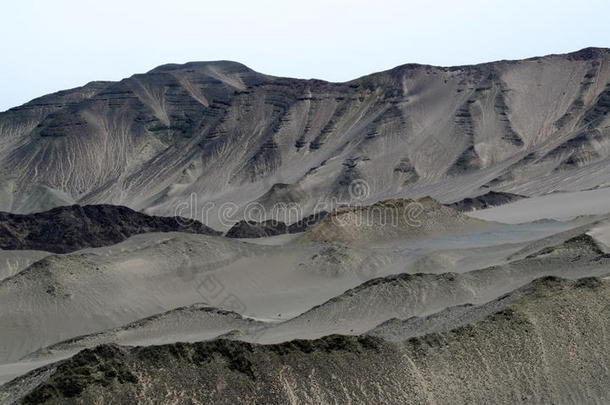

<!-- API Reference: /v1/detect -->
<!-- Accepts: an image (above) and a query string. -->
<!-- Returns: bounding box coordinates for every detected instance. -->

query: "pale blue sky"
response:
[1,0,608,111]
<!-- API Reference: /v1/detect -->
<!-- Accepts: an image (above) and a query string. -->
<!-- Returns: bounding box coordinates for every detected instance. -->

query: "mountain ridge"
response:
[7,47,609,112]
[1,47,610,227]
[0,204,220,253]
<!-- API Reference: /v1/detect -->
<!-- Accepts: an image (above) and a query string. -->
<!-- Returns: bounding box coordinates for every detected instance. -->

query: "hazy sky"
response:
[1,0,608,111]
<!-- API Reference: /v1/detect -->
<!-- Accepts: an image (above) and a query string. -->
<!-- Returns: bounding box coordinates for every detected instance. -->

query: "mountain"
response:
[2,276,608,404]
[0,204,220,253]
[1,49,609,228]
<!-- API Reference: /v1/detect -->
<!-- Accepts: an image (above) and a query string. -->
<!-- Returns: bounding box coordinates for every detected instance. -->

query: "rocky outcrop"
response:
[224,211,328,238]
[0,204,220,253]
[225,220,287,238]
[446,191,526,212]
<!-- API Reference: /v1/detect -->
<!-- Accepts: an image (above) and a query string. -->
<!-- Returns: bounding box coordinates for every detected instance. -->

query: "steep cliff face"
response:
[1,49,609,224]
[2,277,608,405]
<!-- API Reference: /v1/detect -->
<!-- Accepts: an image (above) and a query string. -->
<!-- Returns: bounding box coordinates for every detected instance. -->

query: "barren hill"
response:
[1,49,609,227]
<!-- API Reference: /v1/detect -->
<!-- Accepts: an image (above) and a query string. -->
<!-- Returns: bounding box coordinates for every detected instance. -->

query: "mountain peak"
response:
[563,46,610,60]
[147,60,253,74]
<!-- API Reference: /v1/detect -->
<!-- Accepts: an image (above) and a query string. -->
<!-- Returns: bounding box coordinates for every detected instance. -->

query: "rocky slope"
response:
[0,204,219,253]
[225,219,287,238]
[225,211,328,238]
[365,275,565,341]
[0,49,609,226]
[304,197,491,245]
[445,190,525,211]
[1,276,607,405]
[286,211,328,233]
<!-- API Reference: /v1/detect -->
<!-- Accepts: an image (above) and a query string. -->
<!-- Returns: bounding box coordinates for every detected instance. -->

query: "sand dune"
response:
[0,203,607,399]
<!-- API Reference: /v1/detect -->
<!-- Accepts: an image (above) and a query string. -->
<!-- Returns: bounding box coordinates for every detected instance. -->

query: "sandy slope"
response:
[469,187,610,223]
[0,211,597,363]
[233,231,610,343]
[0,231,406,363]
[1,276,607,405]
[0,202,606,387]
[23,304,269,362]
[0,250,48,282]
